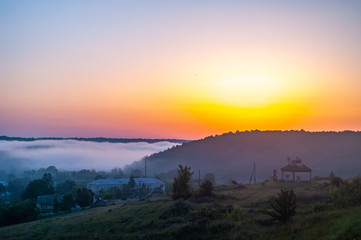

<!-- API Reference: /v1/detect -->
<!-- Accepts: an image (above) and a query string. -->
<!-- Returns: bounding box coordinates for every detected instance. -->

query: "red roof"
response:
[281,158,312,172]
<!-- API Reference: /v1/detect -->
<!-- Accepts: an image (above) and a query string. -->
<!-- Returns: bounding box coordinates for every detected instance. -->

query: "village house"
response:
[36,194,62,214]
[281,157,312,182]
[87,177,165,194]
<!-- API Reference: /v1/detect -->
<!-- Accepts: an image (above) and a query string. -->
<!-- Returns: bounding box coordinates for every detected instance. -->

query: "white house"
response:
[86,178,165,194]
[37,194,62,213]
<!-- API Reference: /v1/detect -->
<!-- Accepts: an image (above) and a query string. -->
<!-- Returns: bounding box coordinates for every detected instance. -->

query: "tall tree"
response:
[55,180,76,194]
[60,193,76,211]
[22,174,55,199]
[172,164,194,200]
[75,188,93,207]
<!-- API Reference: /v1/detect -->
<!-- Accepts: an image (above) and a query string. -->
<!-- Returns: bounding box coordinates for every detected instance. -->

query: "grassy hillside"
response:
[131,131,361,183]
[1,180,360,240]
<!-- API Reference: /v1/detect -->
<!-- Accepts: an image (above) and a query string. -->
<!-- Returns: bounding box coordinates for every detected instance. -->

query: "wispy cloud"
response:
[0,140,178,172]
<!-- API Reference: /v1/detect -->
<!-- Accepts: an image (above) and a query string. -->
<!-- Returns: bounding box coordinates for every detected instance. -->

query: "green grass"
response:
[0,181,360,240]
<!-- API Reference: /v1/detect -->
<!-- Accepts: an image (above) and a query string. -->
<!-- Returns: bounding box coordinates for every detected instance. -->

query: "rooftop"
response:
[87,177,164,186]
[281,157,312,172]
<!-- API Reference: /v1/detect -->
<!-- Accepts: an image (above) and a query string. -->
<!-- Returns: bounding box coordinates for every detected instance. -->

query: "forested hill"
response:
[0,136,188,144]
[130,130,361,183]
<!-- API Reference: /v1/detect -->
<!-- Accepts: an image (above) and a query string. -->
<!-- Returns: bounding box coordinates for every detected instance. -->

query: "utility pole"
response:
[198,169,201,187]
[144,159,147,178]
[254,162,256,184]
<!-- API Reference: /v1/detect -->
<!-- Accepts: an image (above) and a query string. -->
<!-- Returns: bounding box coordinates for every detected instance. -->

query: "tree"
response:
[130,169,142,178]
[94,175,106,180]
[152,185,164,195]
[268,188,296,223]
[60,193,75,211]
[75,188,93,207]
[0,199,38,226]
[22,174,55,199]
[110,168,124,178]
[128,176,136,188]
[204,173,216,186]
[0,184,5,195]
[7,178,27,199]
[56,180,76,194]
[138,183,149,201]
[45,166,58,176]
[172,164,194,200]
[99,187,122,200]
[199,180,213,197]
[121,184,132,200]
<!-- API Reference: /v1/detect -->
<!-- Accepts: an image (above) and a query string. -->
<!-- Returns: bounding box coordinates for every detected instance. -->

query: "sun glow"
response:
[209,76,286,107]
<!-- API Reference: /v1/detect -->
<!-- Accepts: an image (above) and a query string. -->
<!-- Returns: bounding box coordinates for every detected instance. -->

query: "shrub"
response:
[312,203,329,213]
[189,208,225,222]
[330,176,343,187]
[330,176,361,207]
[268,188,296,223]
[226,207,245,221]
[159,199,193,220]
[208,219,235,235]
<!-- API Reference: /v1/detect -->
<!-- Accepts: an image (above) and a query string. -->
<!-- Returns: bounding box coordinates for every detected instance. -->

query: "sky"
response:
[1,1,361,139]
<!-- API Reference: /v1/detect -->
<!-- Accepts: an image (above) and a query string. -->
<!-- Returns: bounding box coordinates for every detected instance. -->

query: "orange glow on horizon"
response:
[1,1,361,138]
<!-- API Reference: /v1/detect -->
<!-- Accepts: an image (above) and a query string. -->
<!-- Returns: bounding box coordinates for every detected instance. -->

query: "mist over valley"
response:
[0,138,180,174]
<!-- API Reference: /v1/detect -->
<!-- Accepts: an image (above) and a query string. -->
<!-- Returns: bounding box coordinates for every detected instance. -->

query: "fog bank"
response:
[0,140,178,172]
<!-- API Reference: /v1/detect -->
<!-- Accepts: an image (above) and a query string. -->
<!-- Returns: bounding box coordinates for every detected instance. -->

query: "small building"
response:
[37,194,62,213]
[281,157,312,182]
[87,178,165,194]
[93,199,106,207]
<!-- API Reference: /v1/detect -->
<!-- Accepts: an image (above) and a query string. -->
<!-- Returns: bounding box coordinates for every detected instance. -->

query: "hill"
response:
[0,136,189,144]
[129,130,361,183]
[0,181,360,240]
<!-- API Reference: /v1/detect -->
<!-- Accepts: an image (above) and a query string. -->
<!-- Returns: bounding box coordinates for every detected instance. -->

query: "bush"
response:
[189,208,225,222]
[226,207,245,221]
[330,176,343,187]
[330,176,361,208]
[159,199,193,220]
[312,202,329,213]
[208,219,235,235]
[99,187,123,200]
[268,188,296,223]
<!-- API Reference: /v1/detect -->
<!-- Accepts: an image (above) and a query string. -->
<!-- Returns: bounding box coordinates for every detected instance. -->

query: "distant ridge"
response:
[0,136,189,144]
[128,130,361,183]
